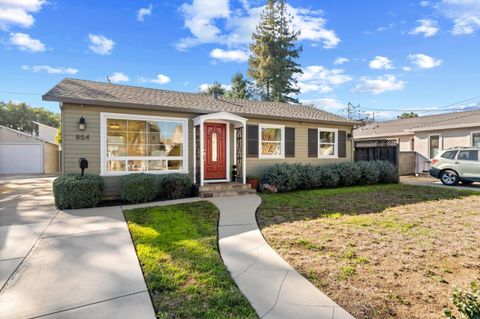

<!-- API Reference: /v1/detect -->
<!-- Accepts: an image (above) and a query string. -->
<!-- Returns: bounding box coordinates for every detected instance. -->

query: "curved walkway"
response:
[210,195,354,319]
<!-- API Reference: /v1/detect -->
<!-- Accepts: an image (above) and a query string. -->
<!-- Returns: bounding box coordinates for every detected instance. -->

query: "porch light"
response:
[78,116,87,130]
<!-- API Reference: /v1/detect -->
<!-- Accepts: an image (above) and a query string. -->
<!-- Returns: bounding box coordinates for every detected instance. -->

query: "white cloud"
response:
[420,1,430,7]
[88,34,115,55]
[403,66,412,71]
[199,82,231,92]
[353,75,405,95]
[21,65,78,74]
[369,56,394,70]
[209,48,249,62]
[9,32,45,52]
[109,72,129,83]
[408,53,442,69]
[295,65,352,94]
[137,4,153,22]
[151,74,171,84]
[410,19,439,37]
[334,57,349,65]
[0,0,46,30]
[176,1,340,50]
[439,0,480,35]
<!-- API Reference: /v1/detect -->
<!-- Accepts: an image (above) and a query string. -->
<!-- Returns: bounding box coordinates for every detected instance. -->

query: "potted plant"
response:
[247,175,260,190]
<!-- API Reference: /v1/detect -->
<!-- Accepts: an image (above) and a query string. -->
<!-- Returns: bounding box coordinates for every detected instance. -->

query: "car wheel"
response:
[440,170,459,186]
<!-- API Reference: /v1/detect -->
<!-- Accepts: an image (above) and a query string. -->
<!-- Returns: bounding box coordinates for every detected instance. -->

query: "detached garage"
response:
[0,125,60,175]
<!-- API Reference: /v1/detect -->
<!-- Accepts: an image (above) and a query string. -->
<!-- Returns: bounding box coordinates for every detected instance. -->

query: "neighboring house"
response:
[33,121,59,145]
[0,124,60,174]
[354,110,480,159]
[43,78,356,196]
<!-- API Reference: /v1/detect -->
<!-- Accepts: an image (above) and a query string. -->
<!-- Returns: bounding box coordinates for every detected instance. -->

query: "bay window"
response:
[101,113,188,175]
[318,128,338,158]
[259,124,284,158]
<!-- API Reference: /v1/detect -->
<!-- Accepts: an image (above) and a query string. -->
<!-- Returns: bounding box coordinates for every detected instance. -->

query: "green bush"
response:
[120,173,156,204]
[53,174,104,209]
[334,162,362,186]
[315,166,339,188]
[357,161,380,185]
[262,163,302,192]
[160,174,193,199]
[444,281,480,319]
[375,160,399,183]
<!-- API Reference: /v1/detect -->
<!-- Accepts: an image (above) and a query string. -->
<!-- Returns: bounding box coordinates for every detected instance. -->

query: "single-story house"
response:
[0,124,60,174]
[43,78,356,196]
[354,110,480,159]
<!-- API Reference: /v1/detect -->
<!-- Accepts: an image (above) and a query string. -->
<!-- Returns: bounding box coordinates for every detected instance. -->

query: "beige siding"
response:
[62,103,354,196]
[245,117,353,177]
[43,142,60,174]
[415,127,480,158]
[398,135,414,152]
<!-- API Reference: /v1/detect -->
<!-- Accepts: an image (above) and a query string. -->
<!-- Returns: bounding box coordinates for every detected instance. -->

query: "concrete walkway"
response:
[0,177,155,319]
[211,195,354,319]
[401,175,480,191]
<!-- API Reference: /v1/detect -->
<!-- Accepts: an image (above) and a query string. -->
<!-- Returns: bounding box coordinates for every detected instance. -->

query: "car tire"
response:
[440,170,459,186]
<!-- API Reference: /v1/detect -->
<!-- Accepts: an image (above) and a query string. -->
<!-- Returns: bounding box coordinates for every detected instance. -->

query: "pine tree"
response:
[230,73,252,99]
[248,0,302,103]
[201,81,226,97]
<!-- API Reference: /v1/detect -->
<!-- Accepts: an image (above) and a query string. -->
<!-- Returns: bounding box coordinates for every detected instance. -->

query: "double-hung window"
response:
[429,135,440,159]
[318,128,338,158]
[472,132,480,147]
[101,113,188,175]
[259,124,284,158]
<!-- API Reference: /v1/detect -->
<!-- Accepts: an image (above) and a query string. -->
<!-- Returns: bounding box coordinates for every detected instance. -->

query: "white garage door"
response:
[0,144,43,174]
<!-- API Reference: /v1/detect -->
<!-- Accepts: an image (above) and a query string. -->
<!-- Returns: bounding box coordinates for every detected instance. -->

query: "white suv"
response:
[429,147,480,186]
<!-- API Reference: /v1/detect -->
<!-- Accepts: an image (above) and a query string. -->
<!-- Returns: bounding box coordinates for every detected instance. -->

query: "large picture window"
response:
[318,128,338,158]
[101,113,188,175]
[259,124,284,158]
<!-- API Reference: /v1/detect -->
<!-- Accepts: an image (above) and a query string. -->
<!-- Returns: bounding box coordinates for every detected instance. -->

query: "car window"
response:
[441,150,458,159]
[457,150,479,161]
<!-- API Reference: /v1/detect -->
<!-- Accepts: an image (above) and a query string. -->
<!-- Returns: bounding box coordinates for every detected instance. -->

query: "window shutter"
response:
[285,127,295,158]
[308,129,318,158]
[247,125,259,157]
[338,130,347,158]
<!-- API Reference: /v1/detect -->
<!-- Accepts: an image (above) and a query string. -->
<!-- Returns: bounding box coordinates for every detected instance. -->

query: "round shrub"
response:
[160,174,193,199]
[375,160,399,183]
[297,164,316,189]
[315,165,339,188]
[334,162,362,186]
[262,163,302,192]
[357,161,380,185]
[120,173,156,203]
[53,174,104,209]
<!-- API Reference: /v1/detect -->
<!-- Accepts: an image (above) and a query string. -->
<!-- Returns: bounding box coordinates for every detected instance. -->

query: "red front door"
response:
[204,123,226,180]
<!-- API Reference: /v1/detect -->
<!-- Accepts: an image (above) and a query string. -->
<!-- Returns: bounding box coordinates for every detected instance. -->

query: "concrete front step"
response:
[200,188,256,198]
[199,182,253,192]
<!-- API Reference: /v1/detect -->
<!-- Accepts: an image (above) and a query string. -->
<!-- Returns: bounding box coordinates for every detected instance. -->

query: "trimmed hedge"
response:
[261,161,398,193]
[120,173,156,204]
[160,174,193,199]
[53,174,104,209]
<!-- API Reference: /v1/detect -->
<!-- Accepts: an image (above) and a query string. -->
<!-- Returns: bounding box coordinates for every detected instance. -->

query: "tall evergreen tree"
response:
[248,0,302,103]
[229,72,252,99]
[201,81,226,97]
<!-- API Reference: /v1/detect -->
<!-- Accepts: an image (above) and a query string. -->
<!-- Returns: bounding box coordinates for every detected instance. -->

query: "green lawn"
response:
[124,201,257,319]
[257,184,480,319]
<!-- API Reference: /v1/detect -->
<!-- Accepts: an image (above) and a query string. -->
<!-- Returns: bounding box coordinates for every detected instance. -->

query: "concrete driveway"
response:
[0,176,155,319]
[401,175,480,191]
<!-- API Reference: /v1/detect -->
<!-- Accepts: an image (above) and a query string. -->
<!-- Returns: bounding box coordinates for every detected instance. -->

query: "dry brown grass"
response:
[258,184,480,319]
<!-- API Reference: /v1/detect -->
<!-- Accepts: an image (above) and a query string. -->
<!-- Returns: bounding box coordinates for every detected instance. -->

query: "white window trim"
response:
[428,134,442,159]
[471,131,480,147]
[258,124,285,159]
[100,112,189,176]
[318,128,338,159]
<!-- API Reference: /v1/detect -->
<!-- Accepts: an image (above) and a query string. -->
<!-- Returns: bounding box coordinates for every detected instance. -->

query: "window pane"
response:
[320,131,335,144]
[212,132,218,162]
[473,133,480,147]
[107,119,127,131]
[319,144,334,156]
[166,143,183,157]
[128,120,147,133]
[128,160,148,171]
[148,160,166,171]
[429,136,440,158]
[168,160,183,170]
[262,128,281,141]
[440,150,458,159]
[107,131,127,144]
[127,144,146,156]
[148,144,166,156]
[107,144,127,156]
[458,150,478,161]
[262,142,281,155]
[107,160,125,172]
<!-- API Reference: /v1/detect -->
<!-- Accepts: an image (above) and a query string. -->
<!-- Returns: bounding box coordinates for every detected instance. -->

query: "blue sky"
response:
[1,0,479,119]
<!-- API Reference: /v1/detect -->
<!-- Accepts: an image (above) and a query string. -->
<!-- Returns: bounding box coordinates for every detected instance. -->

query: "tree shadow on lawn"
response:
[257,183,479,229]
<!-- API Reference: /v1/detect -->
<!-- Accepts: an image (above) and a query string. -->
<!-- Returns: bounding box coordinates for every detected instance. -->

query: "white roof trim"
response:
[193,111,248,126]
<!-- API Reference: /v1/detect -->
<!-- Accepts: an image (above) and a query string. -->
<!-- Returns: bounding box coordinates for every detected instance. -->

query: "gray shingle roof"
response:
[43,78,356,125]
[355,109,480,138]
